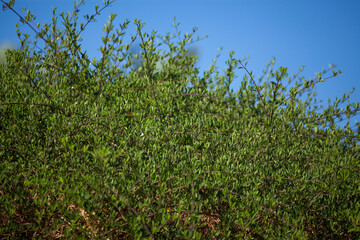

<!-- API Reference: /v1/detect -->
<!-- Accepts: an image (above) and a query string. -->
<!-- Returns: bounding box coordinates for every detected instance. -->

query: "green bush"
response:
[1,0,359,239]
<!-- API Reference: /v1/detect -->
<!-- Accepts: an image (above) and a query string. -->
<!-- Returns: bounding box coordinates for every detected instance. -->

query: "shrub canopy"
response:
[1,0,360,239]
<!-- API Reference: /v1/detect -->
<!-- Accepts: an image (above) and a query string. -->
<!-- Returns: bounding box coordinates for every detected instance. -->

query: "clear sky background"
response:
[1,0,359,130]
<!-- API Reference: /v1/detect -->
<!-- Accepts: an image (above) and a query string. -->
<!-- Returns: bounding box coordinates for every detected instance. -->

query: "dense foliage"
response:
[1,0,360,239]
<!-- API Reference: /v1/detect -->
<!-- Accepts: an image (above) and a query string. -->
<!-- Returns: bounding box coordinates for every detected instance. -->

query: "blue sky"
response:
[1,0,359,129]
